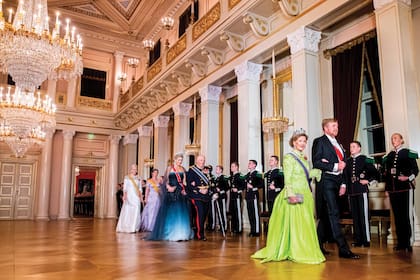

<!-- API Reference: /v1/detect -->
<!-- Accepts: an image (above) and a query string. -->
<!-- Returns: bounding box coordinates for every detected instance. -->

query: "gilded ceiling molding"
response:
[185,59,207,78]
[228,0,242,10]
[200,46,224,65]
[171,71,192,88]
[220,31,245,52]
[147,58,163,82]
[78,96,112,111]
[107,0,142,20]
[62,6,111,21]
[82,32,143,49]
[286,26,321,55]
[373,0,411,10]
[166,34,187,65]
[243,12,270,38]
[275,0,302,17]
[192,2,221,42]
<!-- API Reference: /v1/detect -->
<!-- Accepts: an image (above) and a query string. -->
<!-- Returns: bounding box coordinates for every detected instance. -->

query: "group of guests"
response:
[116,117,418,265]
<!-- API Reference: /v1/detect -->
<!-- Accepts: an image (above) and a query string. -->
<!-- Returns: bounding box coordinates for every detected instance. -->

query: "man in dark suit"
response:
[265,155,284,215]
[186,155,211,241]
[245,159,264,237]
[312,118,360,259]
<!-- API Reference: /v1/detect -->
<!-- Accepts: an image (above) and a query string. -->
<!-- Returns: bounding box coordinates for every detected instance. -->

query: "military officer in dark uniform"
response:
[344,141,379,247]
[265,155,284,215]
[383,133,418,252]
[245,159,264,237]
[186,155,211,241]
[214,165,229,232]
[229,162,245,233]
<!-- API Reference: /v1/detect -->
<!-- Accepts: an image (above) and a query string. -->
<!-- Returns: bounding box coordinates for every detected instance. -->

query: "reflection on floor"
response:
[1,219,419,279]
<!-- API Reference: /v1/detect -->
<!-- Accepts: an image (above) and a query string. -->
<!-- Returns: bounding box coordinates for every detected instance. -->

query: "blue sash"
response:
[191,165,209,185]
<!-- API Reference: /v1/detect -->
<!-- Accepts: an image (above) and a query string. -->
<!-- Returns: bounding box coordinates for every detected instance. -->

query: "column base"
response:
[35,216,50,221]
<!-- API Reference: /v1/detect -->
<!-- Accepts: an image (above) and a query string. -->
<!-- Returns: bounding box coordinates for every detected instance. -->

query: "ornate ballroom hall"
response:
[0,0,420,278]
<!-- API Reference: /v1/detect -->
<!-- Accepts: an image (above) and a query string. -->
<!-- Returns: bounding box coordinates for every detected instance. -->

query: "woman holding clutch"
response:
[252,129,325,264]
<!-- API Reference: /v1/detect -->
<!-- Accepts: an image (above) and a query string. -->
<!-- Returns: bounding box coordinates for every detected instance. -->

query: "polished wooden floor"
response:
[1,219,420,280]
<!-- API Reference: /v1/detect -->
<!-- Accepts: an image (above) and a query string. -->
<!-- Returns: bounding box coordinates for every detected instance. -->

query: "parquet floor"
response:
[1,219,420,280]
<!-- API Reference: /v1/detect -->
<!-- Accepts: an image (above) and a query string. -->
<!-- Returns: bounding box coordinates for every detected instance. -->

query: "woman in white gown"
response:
[116,164,144,233]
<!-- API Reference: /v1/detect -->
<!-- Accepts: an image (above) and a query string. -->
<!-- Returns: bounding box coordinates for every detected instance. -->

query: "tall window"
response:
[149,39,161,66]
[178,1,199,37]
[80,68,107,99]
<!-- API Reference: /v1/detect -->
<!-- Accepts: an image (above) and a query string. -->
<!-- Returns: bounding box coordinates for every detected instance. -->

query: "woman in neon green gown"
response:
[252,130,325,264]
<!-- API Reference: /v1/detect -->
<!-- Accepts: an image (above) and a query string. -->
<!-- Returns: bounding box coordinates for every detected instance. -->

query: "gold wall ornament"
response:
[192,2,221,42]
[166,34,187,65]
[228,0,242,10]
[147,58,162,82]
[78,96,112,111]
[120,92,131,107]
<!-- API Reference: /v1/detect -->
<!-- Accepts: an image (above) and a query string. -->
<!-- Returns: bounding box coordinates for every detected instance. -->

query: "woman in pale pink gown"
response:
[140,169,162,232]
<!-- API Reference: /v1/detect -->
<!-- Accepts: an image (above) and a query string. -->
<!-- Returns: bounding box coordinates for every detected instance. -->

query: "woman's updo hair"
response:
[289,128,308,148]
[174,152,184,160]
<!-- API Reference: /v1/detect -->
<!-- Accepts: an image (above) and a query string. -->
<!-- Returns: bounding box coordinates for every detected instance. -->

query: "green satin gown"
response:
[251,151,325,264]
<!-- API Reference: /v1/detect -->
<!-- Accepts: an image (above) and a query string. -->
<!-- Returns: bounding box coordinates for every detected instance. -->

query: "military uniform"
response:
[229,172,245,233]
[186,165,211,240]
[206,172,217,231]
[245,170,264,236]
[214,174,229,231]
[383,148,418,250]
[265,168,284,215]
[344,154,379,246]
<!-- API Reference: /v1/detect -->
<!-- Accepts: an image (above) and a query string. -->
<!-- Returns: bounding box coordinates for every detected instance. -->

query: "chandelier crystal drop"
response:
[0,0,82,157]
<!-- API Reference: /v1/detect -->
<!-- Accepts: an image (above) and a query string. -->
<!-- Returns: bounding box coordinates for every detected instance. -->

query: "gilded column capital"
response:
[172,102,192,117]
[234,61,263,83]
[287,26,321,55]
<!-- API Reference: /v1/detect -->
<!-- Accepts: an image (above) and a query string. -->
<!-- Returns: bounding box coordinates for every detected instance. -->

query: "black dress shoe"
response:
[351,242,362,247]
[202,237,207,241]
[320,247,331,255]
[339,250,360,259]
[362,242,370,247]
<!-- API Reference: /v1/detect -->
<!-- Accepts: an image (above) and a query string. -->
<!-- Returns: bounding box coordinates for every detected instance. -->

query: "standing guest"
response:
[265,155,284,215]
[116,183,124,218]
[214,165,229,232]
[186,155,211,241]
[344,141,379,247]
[229,162,245,234]
[312,118,359,259]
[148,154,193,241]
[245,160,264,237]
[140,169,162,232]
[252,129,325,264]
[204,165,217,231]
[116,164,143,233]
[383,133,418,252]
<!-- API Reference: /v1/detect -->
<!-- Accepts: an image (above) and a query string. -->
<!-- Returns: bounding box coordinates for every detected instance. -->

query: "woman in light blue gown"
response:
[140,169,162,232]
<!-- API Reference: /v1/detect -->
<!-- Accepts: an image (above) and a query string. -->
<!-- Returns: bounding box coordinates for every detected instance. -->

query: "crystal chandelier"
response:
[0,0,82,157]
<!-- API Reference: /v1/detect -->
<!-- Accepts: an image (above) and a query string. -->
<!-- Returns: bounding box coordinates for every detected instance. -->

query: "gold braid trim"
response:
[324,30,376,59]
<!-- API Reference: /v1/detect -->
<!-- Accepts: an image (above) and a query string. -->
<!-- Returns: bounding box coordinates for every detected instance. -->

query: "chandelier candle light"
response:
[0,0,83,157]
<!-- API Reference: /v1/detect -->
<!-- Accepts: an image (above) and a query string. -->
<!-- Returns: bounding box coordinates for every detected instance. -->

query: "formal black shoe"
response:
[339,250,360,259]
[320,247,331,255]
[393,246,404,251]
[202,237,207,241]
[351,242,362,247]
[362,242,370,247]
[394,246,412,252]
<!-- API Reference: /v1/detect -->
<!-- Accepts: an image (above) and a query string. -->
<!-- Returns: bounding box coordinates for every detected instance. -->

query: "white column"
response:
[58,130,75,220]
[153,116,170,175]
[287,26,322,148]
[122,134,139,178]
[107,135,121,218]
[66,78,77,109]
[172,102,192,158]
[222,98,232,174]
[35,129,55,220]
[47,79,57,103]
[234,61,263,173]
[374,0,420,245]
[199,85,222,167]
[113,51,125,113]
[138,126,153,179]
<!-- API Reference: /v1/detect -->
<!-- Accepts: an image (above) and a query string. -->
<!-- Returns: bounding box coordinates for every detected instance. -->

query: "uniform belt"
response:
[198,185,209,189]
[237,190,242,193]
[274,188,281,192]
[248,187,258,192]
[219,190,225,194]
[325,171,342,176]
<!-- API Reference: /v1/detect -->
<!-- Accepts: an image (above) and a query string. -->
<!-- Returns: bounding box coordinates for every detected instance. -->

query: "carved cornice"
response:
[78,96,112,111]
[167,34,187,65]
[276,0,302,17]
[243,12,270,38]
[201,46,224,65]
[286,26,321,55]
[153,116,170,128]
[185,59,207,78]
[199,85,222,103]
[160,81,179,97]
[138,126,153,137]
[234,61,263,83]
[192,2,221,42]
[373,0,411,10]
[171,71,192,88]
[62,6,111,21]
[172,102,192,117]
[147,58,162,82]
[228,0,242,10]
[220,31,245,52]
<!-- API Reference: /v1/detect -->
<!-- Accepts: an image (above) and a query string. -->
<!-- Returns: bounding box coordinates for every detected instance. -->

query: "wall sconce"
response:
[127,58,140,83]
[118,73,127,94]
[161,16,174,49]
[143,39,155,51]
